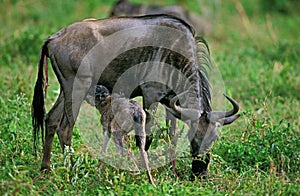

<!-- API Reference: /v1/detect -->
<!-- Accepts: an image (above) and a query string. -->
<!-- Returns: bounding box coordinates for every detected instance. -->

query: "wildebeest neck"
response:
[98,46,197,97]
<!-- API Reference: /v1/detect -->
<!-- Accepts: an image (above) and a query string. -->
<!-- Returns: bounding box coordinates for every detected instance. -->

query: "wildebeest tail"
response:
[32,40,49,154]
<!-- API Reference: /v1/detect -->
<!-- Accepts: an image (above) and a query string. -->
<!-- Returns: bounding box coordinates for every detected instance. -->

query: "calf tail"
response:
[32,40,49,154]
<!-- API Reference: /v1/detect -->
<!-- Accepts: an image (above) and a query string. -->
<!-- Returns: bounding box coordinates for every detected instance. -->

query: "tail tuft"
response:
[32,41,48,155]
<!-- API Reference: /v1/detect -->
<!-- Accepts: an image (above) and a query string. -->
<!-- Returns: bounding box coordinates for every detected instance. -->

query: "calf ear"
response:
[105,96,111,102]
[101,96,111,106]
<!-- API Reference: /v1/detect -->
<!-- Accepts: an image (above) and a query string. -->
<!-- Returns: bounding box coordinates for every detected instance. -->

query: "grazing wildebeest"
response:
[32,14,239,180]
[110,0,212,35]
[91,85,154,184]
[110,0,212,175]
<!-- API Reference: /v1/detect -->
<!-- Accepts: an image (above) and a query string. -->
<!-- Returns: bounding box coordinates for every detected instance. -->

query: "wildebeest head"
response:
[165,86,239,179]
[167,90,240,156]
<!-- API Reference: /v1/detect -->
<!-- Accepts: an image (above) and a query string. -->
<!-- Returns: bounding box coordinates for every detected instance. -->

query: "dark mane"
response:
[196,36,212,112]
[110,14,195,36]
[137,14,196,36]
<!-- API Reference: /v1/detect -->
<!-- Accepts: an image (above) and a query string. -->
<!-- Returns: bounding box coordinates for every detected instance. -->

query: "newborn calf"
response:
[94,85,154,185]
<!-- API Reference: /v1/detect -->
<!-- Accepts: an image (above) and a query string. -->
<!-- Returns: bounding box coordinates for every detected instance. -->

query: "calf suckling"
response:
[92,85,154,185]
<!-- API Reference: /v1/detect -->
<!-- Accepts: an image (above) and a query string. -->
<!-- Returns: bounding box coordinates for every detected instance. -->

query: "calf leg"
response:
[98,122,111,170]
[135,124,155,185]
[139,141,155,185]
[101,128,111,154]
[112,127,125,156]
[100,118,111,154]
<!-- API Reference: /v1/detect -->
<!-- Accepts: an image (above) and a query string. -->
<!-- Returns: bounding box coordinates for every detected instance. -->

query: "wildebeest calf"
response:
[93,85,154,185]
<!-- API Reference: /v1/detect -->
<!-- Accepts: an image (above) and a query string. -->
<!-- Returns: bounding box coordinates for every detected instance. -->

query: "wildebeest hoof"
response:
[97,162,104,170]
[40,167,51,173]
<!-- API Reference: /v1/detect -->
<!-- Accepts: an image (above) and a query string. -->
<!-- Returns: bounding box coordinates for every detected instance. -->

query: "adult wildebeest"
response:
[32,14,239,180]
[110,0,212,174]
[110,0,212,35]
[92,85,154,184]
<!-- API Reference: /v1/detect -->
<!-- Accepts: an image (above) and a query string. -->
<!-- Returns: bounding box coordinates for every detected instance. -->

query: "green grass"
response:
[1,0,299,195]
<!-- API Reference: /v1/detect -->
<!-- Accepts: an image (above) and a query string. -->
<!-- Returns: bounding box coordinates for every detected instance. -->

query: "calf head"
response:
[95,85,110,106]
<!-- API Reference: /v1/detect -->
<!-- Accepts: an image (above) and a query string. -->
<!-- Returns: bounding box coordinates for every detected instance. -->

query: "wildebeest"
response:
[110,0,212,35]
[91,85,154,184]
[110,0,212,174]
[32,14,239,180]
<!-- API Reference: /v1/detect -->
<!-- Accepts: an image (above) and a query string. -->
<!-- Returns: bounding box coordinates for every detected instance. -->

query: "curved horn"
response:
[208,94,239,122]
[221,114,240,125]
[168,91,201,120]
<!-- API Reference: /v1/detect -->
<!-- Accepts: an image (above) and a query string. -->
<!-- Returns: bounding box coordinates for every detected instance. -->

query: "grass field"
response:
[0,0,299,195]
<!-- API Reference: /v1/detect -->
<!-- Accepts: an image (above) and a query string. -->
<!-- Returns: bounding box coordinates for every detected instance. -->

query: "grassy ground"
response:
[0,0,299,195]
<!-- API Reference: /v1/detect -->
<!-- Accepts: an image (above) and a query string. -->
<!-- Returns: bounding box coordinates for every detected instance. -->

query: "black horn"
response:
[166,91,201,120]
[207,94,239,123]
[221,113,241,125]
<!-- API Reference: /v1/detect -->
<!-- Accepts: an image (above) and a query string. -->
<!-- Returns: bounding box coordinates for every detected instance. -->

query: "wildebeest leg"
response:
[57,89,87,167]
[54,91,77,167]
[143,101,157,151]
[56,89,87,168]
[56,114,74,152]
[144,110,153,151]
[41,92,64,171]
[51,56,92,166]
[166,111,179,178]
[166,112,178,146]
